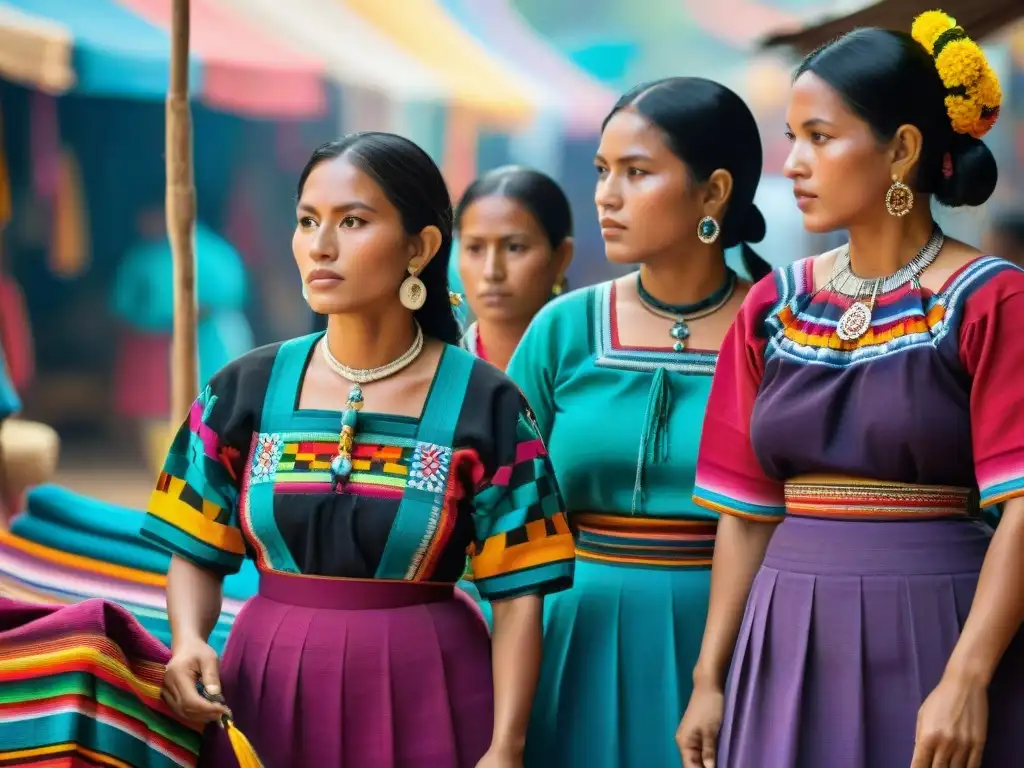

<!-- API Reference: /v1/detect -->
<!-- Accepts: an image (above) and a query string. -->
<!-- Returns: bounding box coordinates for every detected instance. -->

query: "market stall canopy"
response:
[0,3,72,93]
[682,0,800,49]
[339,0,539,128]
[760,0,1023,55]
[0,0,327,118]
[210,0,448,103]
[439,0,615,135]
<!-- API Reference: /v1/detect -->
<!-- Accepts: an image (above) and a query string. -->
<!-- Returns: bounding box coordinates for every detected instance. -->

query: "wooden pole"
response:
[167,0,198,425]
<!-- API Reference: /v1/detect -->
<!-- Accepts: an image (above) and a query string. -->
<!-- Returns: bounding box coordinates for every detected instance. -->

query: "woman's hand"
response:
[910,672,988,768]
[676,683,725,768]
[474,744,523,768]
[162,636,231,725]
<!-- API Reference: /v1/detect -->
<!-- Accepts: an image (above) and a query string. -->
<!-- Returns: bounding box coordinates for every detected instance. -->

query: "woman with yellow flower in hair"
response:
[677,12,1024,768]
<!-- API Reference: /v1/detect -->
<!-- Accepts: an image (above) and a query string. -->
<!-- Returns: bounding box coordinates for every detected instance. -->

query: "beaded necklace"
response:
[320,322,424,488]
[635,268,737,351]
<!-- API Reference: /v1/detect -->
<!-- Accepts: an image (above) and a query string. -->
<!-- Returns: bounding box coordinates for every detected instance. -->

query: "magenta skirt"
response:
[200,572,493,768]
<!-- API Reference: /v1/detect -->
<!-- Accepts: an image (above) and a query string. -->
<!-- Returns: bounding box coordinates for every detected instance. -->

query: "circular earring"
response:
[399,264,427,310]
[697,216,720,244]
[551,276,566,297]
[885,176,914,217]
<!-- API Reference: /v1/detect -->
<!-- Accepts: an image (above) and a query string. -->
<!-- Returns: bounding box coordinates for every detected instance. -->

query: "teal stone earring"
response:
[697,216,720,245]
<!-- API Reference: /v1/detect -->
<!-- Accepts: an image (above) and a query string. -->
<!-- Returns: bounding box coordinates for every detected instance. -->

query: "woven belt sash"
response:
[784,475,978,521]
[573,513,716,568]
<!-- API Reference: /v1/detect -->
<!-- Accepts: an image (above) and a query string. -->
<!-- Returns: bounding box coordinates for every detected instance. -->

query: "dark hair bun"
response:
[935,135,998,209]
[736,204,766,245]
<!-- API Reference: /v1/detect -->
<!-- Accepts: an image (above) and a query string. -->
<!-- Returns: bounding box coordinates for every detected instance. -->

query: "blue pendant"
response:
[670,320,689,352]
[330,454,353,481]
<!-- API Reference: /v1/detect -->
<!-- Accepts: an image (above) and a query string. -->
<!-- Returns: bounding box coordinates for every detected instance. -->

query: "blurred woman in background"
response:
[453,166,574,629]
[456,166,573,372]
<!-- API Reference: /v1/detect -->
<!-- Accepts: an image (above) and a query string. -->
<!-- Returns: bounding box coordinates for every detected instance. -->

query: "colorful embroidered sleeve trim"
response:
[140,504,245,575]
[470,512,574,600]
[469,416,575,600]
[692,485,787,521]
[141,384,246,576]
[978,472,1024,508]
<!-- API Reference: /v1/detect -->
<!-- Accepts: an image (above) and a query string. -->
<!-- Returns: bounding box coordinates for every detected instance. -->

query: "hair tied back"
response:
[911,10,1002,139]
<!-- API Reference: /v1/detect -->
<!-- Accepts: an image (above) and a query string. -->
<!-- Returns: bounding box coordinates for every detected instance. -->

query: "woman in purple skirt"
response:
[677,12,1024,768]
[142,133,575,767]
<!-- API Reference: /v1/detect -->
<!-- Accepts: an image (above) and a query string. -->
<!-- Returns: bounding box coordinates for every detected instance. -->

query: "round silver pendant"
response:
[836,301,872,341]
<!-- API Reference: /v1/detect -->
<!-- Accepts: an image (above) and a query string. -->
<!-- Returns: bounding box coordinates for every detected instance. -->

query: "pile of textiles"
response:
[0,484,258,654]
[0,598,203,766]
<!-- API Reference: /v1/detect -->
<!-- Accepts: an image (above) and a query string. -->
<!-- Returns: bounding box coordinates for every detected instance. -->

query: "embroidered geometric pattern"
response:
[408,443,453,493]
[243,430,420,498]
[764,255,1013,369]
[251,433,284,484]
[141,392,247,575]
[468,422,574,599]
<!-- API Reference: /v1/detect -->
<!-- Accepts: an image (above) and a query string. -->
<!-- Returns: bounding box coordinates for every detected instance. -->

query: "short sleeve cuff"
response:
[140,516,243,576]
[142,490,246,576]
[692,485,786,522]
[470,512,575,601]
[978,473,1024,509]
[472,559,575,602]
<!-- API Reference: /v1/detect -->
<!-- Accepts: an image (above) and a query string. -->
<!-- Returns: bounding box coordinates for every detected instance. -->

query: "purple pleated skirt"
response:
[200,572,493,768]
[719,516,1024,768]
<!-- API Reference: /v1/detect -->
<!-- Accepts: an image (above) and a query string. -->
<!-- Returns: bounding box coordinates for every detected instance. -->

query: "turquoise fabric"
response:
[3,0,202,98]
[530,561,709,765]
[14,484,259,653]
[456,575,491,627]
[15,487,172,574]
[506,284,717,767]
[111,223,253,382]
[111,224,248,329]
[0,344,20,420]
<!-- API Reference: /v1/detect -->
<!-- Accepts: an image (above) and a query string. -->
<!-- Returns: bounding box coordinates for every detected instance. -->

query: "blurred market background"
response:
[0,0,1022,508]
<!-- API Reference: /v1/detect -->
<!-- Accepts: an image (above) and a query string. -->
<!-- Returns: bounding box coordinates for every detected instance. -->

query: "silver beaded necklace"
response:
[319,322,425,489]
[320,321,425,384]
[830,226,945,342]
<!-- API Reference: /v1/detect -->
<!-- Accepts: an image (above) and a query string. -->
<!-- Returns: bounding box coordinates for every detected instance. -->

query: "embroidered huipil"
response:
[693,256,1024,520]
[140,334,575,600]
[511,282,720,534]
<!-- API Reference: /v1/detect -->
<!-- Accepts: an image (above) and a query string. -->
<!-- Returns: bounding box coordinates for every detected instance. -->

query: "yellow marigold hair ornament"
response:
[911,10,1002,139]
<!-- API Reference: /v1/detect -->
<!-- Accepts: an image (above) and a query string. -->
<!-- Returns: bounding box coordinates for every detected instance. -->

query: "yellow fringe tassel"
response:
[224,718,264,768]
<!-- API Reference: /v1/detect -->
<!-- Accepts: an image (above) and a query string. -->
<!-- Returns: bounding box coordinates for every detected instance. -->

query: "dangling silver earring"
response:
[399,263,427,310]
[697,216,720,244]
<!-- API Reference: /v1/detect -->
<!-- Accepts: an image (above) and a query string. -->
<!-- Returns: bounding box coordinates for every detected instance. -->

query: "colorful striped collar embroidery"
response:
[764,255,1011,368]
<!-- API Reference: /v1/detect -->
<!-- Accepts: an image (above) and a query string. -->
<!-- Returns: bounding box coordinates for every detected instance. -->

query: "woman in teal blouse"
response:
[515,79,772,766]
